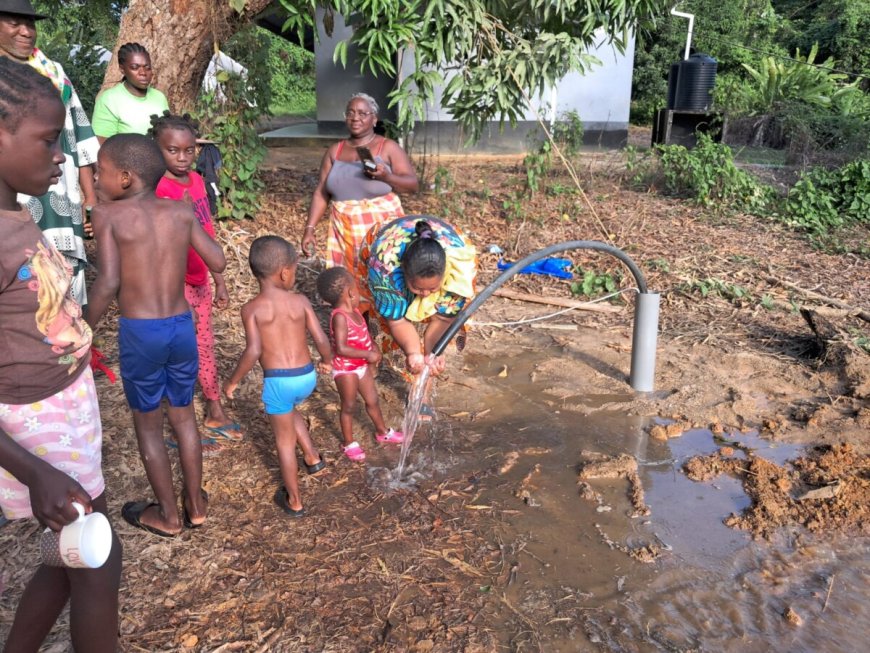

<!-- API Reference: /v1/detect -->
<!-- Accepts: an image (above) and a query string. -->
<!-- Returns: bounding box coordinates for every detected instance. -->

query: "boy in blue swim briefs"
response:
[86,134,226,537]
[223,236,332,518]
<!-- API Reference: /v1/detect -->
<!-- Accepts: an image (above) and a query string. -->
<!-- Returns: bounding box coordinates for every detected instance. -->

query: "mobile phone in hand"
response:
[356,147,378,174]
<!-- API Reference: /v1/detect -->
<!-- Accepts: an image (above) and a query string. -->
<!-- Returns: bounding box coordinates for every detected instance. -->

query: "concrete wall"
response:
[313,10,635,151]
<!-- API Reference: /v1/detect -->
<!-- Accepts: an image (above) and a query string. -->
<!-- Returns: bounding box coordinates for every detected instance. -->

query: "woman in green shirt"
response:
[91,42,169,143]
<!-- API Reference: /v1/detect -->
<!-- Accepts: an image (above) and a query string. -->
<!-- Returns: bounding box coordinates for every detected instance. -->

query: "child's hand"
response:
[223,380,237,400]
[316,359,332,375]
[367,348,382,366]
[28,464,93,532]
[213,282,229,309]
[427,353,447,376]
[406,352,425,374]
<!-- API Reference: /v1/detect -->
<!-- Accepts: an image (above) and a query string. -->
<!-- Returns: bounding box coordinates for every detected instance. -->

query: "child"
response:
[0,57,120,652]
[223,236,331,518]
[316,267,403,461]
[86,133,226,537]
[152,111,242,448]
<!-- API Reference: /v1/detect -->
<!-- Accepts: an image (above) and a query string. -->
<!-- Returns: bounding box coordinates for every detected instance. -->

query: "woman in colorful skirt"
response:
[358,216,477,376]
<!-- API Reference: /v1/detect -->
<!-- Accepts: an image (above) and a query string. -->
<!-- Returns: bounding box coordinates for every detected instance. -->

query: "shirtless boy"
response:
[223,236,331,517]
[86,133,226,537]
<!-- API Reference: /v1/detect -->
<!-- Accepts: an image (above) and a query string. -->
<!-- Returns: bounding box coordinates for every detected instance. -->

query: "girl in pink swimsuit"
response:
[316,267,403,461]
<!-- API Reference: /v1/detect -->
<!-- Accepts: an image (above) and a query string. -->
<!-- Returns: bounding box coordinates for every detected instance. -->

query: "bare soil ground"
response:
[1,145,868,651]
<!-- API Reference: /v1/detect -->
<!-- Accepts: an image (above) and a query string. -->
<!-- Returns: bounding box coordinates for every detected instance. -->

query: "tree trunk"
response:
[102,0,273,111]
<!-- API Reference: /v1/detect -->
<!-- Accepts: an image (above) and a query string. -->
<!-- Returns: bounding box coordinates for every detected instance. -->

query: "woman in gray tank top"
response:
[302,93,418,316]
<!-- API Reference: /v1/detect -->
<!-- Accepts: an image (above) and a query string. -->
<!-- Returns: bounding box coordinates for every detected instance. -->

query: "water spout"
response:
[432,240,659,392]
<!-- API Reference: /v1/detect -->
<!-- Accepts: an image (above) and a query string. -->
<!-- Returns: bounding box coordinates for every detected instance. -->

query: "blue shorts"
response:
[118,312,198,412]
[262,364,316,415]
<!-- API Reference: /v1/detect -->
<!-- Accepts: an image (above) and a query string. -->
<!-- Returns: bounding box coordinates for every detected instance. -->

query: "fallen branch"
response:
[765,274,870,323]
[492,288,621,313]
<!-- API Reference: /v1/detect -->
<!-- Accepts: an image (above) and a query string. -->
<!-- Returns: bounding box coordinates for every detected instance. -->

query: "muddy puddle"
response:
[373,347,870,652]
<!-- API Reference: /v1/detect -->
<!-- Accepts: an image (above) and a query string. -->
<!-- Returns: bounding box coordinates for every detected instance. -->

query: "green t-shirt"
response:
[91,84,170,138]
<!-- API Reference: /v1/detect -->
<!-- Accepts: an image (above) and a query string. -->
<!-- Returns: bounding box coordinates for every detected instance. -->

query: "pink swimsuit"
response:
[330,308,372,377]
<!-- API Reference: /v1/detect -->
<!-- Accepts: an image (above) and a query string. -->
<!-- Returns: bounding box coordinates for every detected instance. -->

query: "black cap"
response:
[0,0,49,21]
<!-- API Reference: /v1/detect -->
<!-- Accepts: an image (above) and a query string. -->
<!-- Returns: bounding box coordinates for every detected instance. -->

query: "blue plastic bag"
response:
[497,257,573,279]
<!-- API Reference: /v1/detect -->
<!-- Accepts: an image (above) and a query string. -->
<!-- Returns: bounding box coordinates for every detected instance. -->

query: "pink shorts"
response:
[0,367,105,520]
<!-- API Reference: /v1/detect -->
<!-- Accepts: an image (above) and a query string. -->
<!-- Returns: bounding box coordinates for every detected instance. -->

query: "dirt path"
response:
[1,147,868,651]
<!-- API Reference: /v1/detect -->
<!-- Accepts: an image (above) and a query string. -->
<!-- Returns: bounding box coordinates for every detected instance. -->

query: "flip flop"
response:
[273,487,305,518]
[204,422,244,442]
[165,436,223,457]
[183,490,209,529]
[305,458,326,475]
[419,404,436,423]
[121,501,178,538]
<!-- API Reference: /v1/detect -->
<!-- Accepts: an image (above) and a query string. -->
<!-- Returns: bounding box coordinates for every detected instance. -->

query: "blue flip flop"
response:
[204,422,244,442]
[165,436,223,457]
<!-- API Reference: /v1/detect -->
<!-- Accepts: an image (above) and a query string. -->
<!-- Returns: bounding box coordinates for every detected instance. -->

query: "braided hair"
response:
[148,110,199,140]
[316,266,352,307]
[402,220,447,281]
[0,57,61,133]
[117,42,150,81]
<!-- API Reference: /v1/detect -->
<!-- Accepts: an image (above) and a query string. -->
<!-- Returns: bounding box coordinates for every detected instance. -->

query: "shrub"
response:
[655,133,774,213]
[784,159,870,234]
[196,73,266,221]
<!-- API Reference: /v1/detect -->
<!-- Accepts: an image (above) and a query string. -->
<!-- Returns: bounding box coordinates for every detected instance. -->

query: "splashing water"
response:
[395,365,432,478]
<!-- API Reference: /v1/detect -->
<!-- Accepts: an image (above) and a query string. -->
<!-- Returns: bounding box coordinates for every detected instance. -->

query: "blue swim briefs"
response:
[118,312,198,412]
[262,364,317,415]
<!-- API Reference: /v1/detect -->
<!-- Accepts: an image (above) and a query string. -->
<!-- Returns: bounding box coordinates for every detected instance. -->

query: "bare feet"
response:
[183,489,208,527]
[122,501,182,537]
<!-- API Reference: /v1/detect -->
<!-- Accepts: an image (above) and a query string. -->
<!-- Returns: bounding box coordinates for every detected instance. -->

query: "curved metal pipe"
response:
[431,240,659,391]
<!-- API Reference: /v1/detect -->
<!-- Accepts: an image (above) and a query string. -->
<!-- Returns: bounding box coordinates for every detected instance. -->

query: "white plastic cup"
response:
[40,502,112,569]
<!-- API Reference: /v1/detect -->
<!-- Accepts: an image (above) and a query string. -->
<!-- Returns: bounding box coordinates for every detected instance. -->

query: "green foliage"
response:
[522,111,584,196]
[523,140,552,196]
[741,43,861,114]
[32,0,121,115]
[196,73,266,221]
[631,0,783,124]
[655,133,774,212]
[278,0,665,142]
[570,269,622,300]
[773,0,870,90]
[501,191,526,223]
[223,26,315,117]
[682,277,752,304]
[784,159,870,234]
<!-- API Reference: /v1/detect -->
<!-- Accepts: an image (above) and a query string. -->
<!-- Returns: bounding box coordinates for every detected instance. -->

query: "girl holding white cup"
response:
[0,55,121,653]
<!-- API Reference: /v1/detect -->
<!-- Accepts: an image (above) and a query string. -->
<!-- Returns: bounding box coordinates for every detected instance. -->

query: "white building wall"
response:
[313,10,635,149]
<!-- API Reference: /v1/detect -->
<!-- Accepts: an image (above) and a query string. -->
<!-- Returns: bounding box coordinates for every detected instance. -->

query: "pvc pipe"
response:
[429,239,659,391]
[671,6,695,60]
[629,292,660,392]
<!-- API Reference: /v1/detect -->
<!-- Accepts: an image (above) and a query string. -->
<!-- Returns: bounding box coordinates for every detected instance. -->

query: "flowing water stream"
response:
[371,346,870,651]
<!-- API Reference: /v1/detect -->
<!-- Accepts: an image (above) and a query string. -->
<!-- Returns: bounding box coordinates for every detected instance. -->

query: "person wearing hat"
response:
[0,0,99,308]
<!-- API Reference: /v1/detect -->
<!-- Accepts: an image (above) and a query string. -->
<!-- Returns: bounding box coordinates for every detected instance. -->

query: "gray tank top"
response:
[324,140,394,201]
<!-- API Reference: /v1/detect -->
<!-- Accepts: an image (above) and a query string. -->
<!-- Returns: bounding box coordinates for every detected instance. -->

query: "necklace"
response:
[349,132,377,148]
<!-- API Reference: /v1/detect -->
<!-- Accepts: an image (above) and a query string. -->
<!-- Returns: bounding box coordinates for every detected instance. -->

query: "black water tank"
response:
[667,53,717,111]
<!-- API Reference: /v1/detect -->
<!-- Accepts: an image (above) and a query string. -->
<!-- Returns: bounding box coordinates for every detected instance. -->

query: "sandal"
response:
[418,404,436,423]
[343,441,366,461]
[376,428,405,444]
[305,458,326,475]
[165,435,223,457]
[273,486,305,518]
